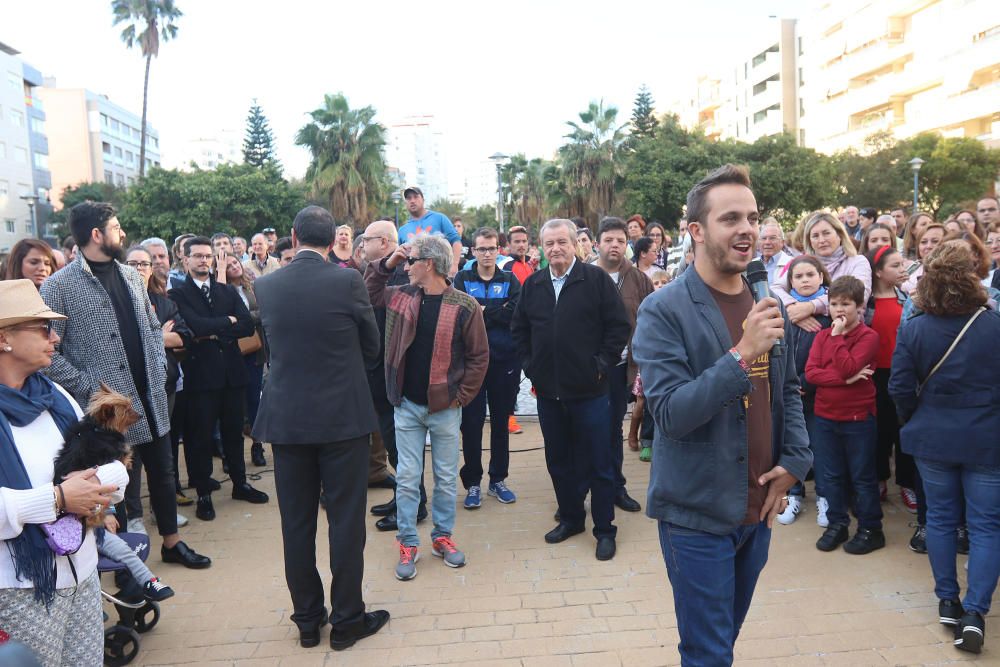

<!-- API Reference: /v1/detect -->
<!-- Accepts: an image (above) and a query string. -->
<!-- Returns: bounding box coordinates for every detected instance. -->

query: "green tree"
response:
[560,100,628,221]
[629,85,657,143]
[901,133,1000,218]
[48,182,128,241]
[242,100,279,170]
[429,198,464,221]
[462,205,498,231]
[830,131,911,213]
[295,93,388,225]
[111,0,182,178]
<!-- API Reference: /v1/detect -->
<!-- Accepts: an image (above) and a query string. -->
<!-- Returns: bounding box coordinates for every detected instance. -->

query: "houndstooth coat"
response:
[40,254,170,446]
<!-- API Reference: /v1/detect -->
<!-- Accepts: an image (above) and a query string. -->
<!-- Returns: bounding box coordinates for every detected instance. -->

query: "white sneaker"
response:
[176,513,189,527]
[127,517,148,535]
[816,496,829,528]
[777,495,801,525]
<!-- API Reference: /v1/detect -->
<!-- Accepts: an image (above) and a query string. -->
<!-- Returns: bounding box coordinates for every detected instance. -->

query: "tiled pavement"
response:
[121,419,994,666]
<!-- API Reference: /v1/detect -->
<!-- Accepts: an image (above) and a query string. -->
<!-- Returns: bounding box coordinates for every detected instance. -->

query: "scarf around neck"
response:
[790,286,827,302]
[818,246,848,277]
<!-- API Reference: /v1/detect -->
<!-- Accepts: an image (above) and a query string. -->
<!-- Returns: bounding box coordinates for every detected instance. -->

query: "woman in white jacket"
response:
[0,280,127,667]
[771,212,872,333]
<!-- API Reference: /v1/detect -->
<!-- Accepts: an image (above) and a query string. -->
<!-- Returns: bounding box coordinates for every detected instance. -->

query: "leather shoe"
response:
[195,495,215,521]
[250,442,266,467]
[161,540,212,569]
[187,478,222,492]
[596,536,616,561]
[544,523,585,544]
[375,505,427,532]
[330,610,390,651]
[370,499,396,516]
[299,611,329,648]
[368,474,396,490]
[615,492,642,513]
[232,482,269,504]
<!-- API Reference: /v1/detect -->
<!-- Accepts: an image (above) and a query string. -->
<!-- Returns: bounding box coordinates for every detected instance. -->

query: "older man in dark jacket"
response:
[512,218,630,562]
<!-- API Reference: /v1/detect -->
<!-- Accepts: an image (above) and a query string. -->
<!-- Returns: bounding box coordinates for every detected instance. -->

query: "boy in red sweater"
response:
[805,276,883,555]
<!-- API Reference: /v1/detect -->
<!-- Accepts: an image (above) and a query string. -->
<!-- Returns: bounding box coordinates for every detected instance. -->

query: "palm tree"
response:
[560,100,628,219]
[111,0,182,178]
[295,93,388,224]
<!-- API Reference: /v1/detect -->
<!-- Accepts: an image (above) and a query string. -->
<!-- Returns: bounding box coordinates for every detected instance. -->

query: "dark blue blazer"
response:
[889,307,1000,464]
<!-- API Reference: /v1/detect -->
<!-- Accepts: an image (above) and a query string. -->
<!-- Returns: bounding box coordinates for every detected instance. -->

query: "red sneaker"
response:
[900,487,917,513]
[508,415,523,434]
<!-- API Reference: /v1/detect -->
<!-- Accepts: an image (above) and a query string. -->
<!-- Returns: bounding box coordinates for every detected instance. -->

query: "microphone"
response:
[746,259,784,358]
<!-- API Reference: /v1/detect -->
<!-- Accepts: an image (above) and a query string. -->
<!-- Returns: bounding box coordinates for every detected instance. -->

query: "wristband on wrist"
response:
[54,483,66,514]
[729,347,752,375]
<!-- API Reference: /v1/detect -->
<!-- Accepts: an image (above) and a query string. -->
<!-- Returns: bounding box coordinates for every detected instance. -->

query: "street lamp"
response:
[390,191,402,227]
[909,157,925,212]
[489,152,510,232]
[19,194,39,237]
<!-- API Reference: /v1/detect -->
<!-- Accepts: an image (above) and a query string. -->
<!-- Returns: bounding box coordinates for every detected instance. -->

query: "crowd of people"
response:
[0,173,997,664]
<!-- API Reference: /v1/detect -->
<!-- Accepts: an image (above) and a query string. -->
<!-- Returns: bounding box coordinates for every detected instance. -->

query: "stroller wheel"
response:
[104,625,140,666]
[134,601,160,633]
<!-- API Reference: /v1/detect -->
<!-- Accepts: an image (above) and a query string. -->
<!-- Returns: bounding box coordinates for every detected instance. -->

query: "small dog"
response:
[53,384,139,526]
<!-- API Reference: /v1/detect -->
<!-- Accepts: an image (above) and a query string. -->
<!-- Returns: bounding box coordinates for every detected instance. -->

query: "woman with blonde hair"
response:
[330,225,355,269]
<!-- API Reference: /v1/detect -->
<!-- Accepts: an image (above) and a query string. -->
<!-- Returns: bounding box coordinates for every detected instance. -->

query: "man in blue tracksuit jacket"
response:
[453,226,522,510]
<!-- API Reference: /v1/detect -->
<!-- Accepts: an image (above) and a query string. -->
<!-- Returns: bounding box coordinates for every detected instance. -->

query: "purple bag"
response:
[40,514,85,556]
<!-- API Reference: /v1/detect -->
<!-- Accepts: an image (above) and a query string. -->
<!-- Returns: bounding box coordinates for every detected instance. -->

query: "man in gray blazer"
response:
[252,206,389,651]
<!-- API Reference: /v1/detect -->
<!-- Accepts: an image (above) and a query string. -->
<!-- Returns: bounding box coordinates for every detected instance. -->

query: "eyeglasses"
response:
[474,246,498,254]
[360,235,386,243]
[189,253,214,261]
[12,321,54,336]
[406,256,432,265]
[126,260,152,269]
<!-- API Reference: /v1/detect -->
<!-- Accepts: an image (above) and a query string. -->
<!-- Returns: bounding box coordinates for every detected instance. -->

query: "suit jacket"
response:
[168,275,254,392]
[40,254,170,445]
[252,251,381,444]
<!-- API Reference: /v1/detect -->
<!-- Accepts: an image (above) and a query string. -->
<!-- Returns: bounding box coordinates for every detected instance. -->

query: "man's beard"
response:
[101,239,126,262]
[704,233,750,276]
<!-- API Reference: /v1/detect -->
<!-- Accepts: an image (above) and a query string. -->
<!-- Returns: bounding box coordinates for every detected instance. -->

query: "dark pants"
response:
[170,390,193,490]
[537,393,616,539]
[375,404,426,506]
[659,520,771,666]
[244,357,263,430]
[186,386,247,496]
[273,438,368,630]
[120,433,178,536]
[874,368,915,488]
[608,363,629,493]
[460,356,518,489]
[814,415,882,530]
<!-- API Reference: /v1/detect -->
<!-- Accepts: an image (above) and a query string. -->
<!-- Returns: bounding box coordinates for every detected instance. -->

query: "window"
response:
[127,177,135,186]
[114,146,123,159]
[111,119,120,133]
[752,81,767,96]
[5,220,14,234]
[10,109,23,127]
[132,127,140,140]
[102,141,111,155]
[7,71,19,90]
[104,170,114,185]
[115,173,125,187]
[152,137,158,148]
[29,116,45,134]
[13,147,27,164]
[125,151,134,165]
[17,183,29,197]
[101,113,109,127]
[25,221,33,234]
[32,152,48,169]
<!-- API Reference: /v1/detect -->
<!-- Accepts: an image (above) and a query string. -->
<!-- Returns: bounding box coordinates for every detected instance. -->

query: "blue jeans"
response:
[659,520,771,666]
[915,458,1000,615]
[394,398,461,547]
[537,393,617,538]
[813,415,882,530]
[789,407,822,498]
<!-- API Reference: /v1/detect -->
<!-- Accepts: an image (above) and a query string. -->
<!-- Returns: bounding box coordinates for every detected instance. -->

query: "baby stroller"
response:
[98,532,161,666]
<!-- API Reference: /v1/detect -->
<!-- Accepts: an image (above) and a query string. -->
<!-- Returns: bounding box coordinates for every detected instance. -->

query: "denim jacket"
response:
[633,266,812,535]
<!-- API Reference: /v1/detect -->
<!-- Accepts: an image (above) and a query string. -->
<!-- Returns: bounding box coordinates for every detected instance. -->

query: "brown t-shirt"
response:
[707,284,774,525]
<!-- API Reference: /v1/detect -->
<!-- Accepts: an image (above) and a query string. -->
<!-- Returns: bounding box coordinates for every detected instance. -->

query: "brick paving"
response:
[120,418,993,666]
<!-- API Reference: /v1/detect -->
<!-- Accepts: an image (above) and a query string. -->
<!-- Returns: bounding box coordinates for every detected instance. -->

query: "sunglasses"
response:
[12,321,55,335]
[406,256,432,265]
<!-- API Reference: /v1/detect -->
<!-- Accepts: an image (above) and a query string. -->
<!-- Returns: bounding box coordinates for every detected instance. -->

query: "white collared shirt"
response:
[550,257,577,302]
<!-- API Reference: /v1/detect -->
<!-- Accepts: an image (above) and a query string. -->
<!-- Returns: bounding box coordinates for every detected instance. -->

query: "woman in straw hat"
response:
[0,279,128,667]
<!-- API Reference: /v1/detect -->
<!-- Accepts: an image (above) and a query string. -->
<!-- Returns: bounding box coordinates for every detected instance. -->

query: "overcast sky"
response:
[8,0,804,185]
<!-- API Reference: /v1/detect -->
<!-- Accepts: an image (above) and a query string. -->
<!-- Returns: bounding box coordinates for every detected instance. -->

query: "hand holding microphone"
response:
[746,260,785,358]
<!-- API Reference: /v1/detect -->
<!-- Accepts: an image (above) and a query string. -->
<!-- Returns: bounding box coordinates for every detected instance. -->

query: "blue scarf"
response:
[0,373,78,605]
[790,286,827,302]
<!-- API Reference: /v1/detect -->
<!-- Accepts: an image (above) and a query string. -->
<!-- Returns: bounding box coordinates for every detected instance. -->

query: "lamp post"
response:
[391,191,402,227]
[909,157,925,212]
[489,152,510,232]
[19,194,38,237]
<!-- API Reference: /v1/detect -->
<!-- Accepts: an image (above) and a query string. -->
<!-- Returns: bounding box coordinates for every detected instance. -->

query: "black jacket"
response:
[148,291,192,393]
[512,259,630,400]
[168,275,254,391]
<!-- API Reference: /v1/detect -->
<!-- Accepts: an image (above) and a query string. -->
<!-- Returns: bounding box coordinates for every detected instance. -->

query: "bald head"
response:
[362,220,399,263]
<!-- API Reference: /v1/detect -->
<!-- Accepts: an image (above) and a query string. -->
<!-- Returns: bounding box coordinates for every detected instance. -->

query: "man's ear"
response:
[688,221,704,245]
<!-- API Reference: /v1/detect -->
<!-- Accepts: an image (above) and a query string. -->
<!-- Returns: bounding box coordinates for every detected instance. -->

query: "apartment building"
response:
[384,115,449,204]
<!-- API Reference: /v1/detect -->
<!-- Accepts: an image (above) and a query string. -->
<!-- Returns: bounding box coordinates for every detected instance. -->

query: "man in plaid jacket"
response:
[41,202,211,569]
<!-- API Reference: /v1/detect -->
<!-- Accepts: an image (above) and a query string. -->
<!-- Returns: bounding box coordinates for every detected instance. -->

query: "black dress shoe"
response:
[368,475,396,490]
[299,611,329,648]
[161,540,212,569]
[596,536,616,561]
[375,506,427,532]
[370,499,396,516]
[251,442,266,467]
[330,610,390,651]
[615,492,642,513]
[232,482,269,504]
[554,508,561,522]
[544,523,585,544]
[188,478,222,492]
[196,495,215,521]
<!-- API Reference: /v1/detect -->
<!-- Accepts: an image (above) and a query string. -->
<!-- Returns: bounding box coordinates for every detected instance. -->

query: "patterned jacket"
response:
[40,254,169,445]
[365,256,489,414]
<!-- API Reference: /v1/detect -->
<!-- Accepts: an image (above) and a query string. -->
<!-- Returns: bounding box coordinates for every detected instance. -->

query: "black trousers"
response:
[874,368,915,488]
[119,432,178,535]
[608,363,629,493]
[186,386,247,496]
[460,356,518,489]
[273,438,368,630]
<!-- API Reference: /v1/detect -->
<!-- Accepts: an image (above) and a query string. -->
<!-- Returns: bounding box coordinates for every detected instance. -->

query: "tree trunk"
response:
[139,53,152,179]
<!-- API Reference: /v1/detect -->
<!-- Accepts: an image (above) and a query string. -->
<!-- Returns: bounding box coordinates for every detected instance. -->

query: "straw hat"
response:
[0,279,67,329]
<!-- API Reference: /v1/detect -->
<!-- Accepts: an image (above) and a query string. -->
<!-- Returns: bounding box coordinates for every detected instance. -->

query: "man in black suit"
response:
[253,206,390,651]
[168,237,269,521]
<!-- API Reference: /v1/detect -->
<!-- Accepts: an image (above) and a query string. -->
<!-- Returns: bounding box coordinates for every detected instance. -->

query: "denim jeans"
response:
[813,415,882,530]
[460,356,519,488]
[659,520,771,666]
[536,394,617,539]
[915,458,1000,615]
[789,407,822,498]
[394,398,461,547]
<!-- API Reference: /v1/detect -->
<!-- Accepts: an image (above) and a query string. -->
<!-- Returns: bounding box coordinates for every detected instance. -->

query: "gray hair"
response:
[410,233,453,277]
[539,218,579,245]
[760,222,783,238]
[876,214,895,225]
[141,237,168,251]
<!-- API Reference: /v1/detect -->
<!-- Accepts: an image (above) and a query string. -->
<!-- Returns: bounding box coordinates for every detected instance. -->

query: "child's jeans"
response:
[813,415,883,530]
[97,529,154,584]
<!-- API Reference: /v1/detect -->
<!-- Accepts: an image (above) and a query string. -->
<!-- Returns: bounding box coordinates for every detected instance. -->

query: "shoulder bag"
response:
[916,306,986,397]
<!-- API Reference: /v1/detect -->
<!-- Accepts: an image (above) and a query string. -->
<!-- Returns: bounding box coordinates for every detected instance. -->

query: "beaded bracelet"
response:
[728,347,752,375]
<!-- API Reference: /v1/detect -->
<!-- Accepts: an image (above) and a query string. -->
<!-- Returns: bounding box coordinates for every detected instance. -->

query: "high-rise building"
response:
[384,115,449,204]
[728,19,801,144]
[166,129,242,171]
[37,83,160,205]
[0,41,51,251]
[798,0,1000,153]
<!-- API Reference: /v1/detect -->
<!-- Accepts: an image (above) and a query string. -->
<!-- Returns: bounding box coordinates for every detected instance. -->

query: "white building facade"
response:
[384,115,449,204]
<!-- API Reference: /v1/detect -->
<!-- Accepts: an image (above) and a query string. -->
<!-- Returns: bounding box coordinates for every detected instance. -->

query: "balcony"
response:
[833,36,913,83]
[752,50,781,79]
